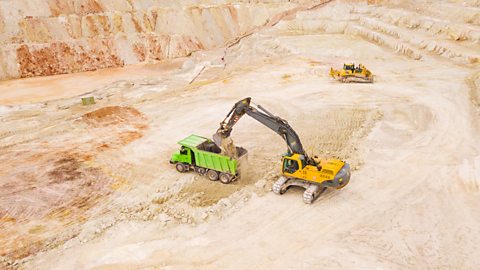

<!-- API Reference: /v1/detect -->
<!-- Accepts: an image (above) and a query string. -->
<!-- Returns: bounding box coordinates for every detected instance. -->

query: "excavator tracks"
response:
[302,184,326,204]
[273,176,327,204]
[272,176,289,195]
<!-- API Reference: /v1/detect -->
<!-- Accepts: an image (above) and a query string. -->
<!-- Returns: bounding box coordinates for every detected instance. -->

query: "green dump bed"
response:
[193,150,237,174]
[177,135,246,175]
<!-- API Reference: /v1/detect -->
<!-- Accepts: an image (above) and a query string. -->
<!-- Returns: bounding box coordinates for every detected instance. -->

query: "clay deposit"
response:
[1,0,480,269]
[0,0,316,80]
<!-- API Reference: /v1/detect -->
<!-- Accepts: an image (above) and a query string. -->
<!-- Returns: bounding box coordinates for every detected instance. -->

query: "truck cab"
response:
[170,146,193,165]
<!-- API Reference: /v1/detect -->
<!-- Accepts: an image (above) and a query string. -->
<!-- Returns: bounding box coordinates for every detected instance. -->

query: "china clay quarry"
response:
[1,0,480,269]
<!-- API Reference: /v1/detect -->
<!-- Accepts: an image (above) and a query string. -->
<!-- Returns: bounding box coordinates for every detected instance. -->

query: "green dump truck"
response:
[170,134,247,184]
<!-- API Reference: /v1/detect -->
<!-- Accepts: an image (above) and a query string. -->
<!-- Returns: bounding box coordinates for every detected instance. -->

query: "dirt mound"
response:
[81,106,147,146]
[81,106,145,126]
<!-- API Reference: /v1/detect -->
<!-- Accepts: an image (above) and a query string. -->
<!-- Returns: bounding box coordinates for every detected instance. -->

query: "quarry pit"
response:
[1,0,480,269]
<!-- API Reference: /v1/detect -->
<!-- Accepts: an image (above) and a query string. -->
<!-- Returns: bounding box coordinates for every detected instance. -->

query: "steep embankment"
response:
[0,0,308,80]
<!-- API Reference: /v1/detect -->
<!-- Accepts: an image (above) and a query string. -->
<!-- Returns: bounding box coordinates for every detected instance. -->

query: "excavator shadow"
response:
[314,187,338,202]
[283,185,339,203]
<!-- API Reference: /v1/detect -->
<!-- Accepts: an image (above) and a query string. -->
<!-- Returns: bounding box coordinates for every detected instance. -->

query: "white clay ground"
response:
[0,1,480,269]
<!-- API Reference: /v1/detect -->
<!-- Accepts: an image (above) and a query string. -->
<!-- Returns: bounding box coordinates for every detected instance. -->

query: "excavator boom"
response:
[214,97,307,157]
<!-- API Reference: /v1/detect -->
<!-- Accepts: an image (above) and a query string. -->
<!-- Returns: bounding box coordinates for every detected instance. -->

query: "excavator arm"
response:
[213,97,307,158]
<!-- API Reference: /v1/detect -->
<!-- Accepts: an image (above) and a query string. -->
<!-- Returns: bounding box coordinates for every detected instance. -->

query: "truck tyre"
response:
[194,167,206,175]
[219,173,233,184]
[207,170,219,181]
[176,163,187,173]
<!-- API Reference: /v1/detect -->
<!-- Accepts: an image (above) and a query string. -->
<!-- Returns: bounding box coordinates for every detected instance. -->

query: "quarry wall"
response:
[0,0,320,80]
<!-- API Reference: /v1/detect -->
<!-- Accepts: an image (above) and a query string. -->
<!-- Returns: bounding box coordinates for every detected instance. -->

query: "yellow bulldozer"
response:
[330,63,374,83]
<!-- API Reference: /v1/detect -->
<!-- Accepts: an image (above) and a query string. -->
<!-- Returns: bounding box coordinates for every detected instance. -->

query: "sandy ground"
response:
[0,60,184,105]
[1,1,480,269]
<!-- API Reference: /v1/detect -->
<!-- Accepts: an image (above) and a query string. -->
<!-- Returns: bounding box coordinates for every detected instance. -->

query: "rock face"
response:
[0,0,308,80]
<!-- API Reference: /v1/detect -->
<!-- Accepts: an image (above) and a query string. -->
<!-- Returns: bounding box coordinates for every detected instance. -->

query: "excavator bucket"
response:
[212,132,224,149]
[212,134,240,159]
[212,97,252,158]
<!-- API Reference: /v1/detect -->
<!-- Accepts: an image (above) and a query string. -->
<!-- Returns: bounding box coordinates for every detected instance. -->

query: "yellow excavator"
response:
[213,97,351,204]
[330,63,374,83]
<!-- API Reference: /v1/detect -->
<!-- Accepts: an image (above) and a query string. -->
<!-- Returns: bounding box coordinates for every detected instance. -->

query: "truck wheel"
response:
[194,167,206,175]
[207,170,219,181]
[219,173,233,184]
[176,163,187,173]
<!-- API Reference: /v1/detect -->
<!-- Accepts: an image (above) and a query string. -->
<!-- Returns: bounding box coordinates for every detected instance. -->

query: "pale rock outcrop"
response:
[0,0,306,80]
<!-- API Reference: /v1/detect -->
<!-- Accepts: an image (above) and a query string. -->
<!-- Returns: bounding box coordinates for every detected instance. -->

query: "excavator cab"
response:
[283,158,300,174]
[282,154,308,176]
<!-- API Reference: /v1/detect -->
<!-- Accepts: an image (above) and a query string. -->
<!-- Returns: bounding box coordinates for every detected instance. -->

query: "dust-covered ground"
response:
[1,1,480,269]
